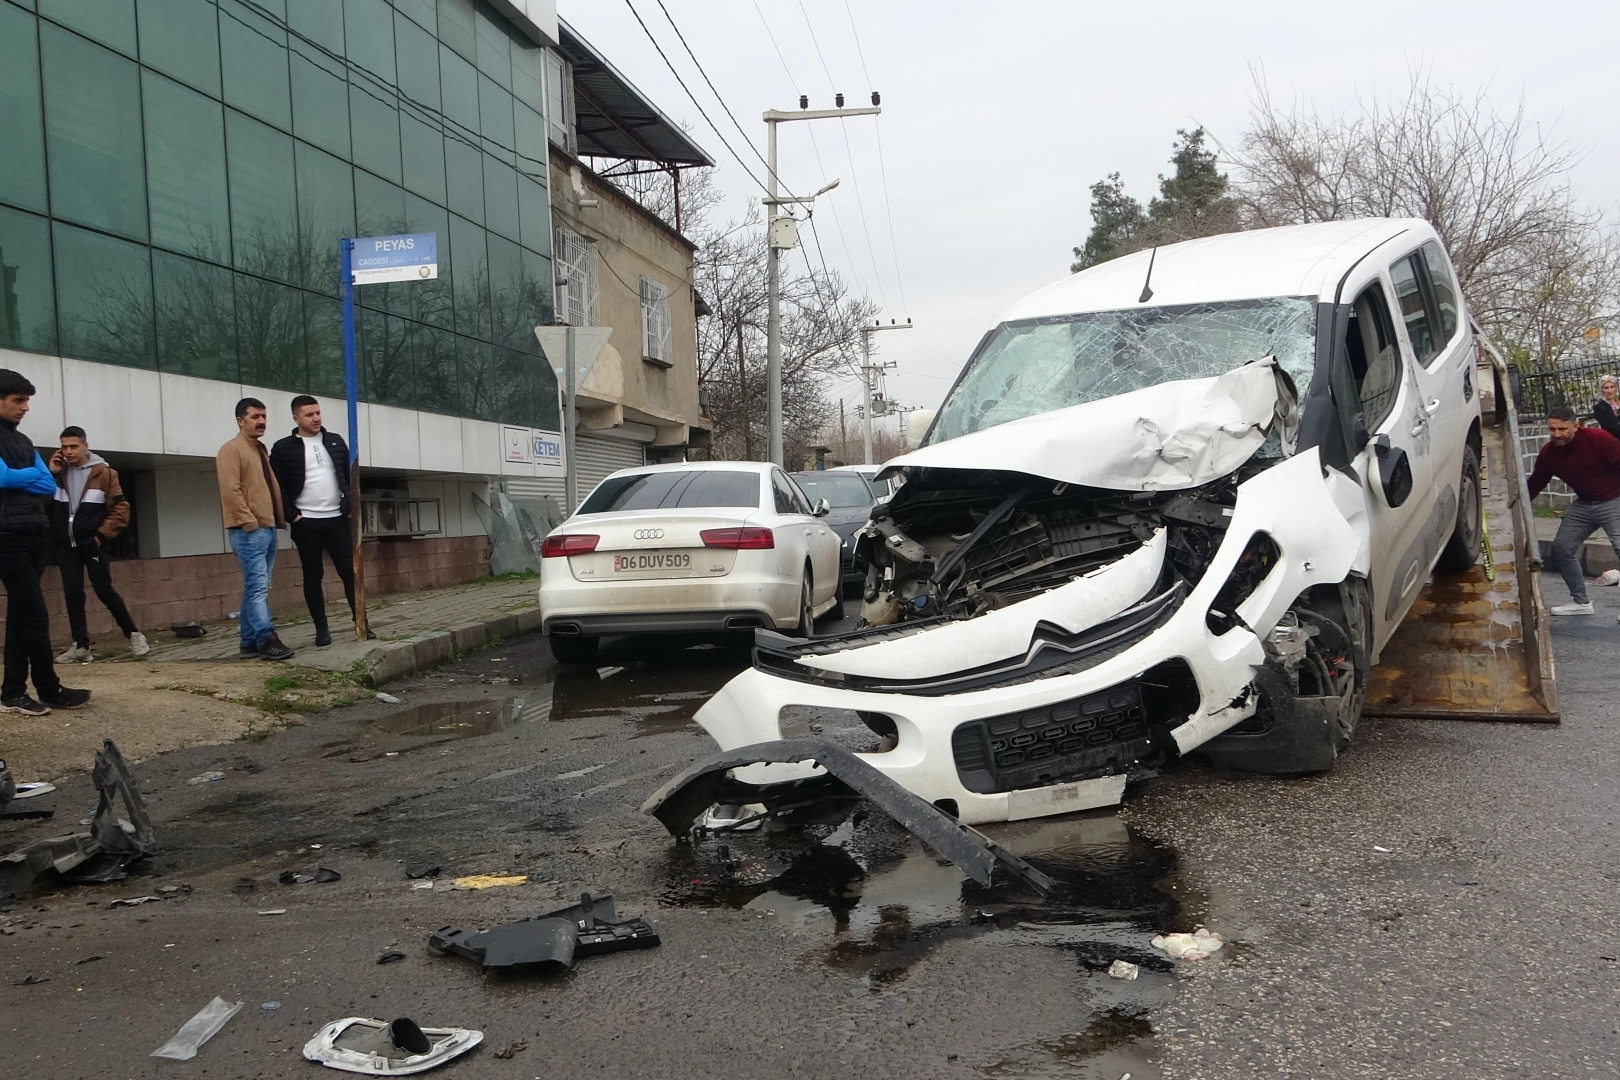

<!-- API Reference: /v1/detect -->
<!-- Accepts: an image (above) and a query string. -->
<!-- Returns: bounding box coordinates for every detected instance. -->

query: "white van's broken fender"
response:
[798,530,1167,679]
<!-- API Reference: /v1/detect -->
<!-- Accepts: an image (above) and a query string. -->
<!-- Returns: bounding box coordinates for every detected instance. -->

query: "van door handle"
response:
[1424,397,1442,415]
[1410,417,1429,438]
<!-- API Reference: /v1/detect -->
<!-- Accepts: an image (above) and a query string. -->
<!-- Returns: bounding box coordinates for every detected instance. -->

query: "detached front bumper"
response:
[691,450,1363,825]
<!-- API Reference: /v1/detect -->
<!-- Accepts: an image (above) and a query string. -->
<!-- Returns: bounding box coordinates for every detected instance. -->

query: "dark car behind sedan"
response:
[790,471,878,598]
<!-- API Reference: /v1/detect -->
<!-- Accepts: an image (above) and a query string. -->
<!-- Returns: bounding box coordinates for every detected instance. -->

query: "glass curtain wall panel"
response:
[0,5,49,214]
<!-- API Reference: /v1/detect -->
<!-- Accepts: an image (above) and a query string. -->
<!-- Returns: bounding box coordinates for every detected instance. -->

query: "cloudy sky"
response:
[564,0,1620,428]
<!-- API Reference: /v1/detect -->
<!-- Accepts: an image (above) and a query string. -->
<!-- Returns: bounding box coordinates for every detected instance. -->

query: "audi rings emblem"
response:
[632,528,665,539]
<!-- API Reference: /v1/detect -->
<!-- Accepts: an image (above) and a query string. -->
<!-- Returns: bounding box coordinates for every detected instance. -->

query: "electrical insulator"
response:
[835,93,845,107]
[871,91,880,106]
[799,94,809,110]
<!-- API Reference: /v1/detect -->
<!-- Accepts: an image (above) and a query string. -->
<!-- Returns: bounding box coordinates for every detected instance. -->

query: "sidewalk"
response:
[1534,515,1620,576]
[98,574,543,686]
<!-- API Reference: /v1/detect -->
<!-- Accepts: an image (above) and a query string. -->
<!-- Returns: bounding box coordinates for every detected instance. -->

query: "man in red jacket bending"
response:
[1527,405,1620,619]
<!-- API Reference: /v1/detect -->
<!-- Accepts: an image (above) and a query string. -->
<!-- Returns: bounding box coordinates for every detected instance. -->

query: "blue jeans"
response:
[228,526,278,649]
[1550,496,1620,604]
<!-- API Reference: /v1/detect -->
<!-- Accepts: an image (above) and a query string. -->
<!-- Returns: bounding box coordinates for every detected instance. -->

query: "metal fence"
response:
[1512,355,1619,421]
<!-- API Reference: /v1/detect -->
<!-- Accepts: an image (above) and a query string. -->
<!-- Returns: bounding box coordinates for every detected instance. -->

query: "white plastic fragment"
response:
[1598,569,1620,586]
[257,909,287,916]
[411,881,433,890]
[151,996,243,1060]
[1107,959,1139,980]
[1150,927,1224,960]
[375,693,402,704]
[1373,845,1392,853]
[187,771,226,785]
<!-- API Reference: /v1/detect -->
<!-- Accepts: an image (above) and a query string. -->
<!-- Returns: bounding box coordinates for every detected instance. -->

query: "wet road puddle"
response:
[661,809,1193,1077]
[548,659,742,738]
[368,697,530,739]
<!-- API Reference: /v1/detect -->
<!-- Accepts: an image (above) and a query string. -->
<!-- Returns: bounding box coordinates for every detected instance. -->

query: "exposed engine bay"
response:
[692,361,1370,824]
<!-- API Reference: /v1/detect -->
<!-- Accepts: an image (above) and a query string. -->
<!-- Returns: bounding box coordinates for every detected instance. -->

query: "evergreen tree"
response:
[1072,128,1239,272]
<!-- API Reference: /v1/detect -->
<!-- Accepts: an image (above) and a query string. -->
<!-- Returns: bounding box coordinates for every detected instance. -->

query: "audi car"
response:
[790,470,880,598]
[539,463,845,663]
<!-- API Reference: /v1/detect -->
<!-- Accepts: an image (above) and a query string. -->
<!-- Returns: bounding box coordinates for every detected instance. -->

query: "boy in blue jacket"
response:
[0,369,90,715]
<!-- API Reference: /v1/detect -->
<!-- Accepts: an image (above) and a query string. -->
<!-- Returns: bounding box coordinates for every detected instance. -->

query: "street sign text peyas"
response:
[350,233,438,285]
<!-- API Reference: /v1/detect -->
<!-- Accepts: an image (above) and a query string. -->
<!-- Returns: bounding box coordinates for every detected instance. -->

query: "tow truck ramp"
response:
[1365,345,1559,723]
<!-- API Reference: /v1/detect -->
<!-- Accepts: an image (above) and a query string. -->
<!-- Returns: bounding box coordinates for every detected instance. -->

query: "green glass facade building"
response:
[0,0,559,429]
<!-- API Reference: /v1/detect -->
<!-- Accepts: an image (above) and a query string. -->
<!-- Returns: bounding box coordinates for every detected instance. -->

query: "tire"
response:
[790,570,814,638]
[548,633,599,664]
[1330,577,1374,752]
[1435,444,1482,573]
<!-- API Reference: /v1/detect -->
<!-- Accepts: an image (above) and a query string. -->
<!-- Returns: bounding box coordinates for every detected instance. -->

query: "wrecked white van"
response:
[692,219,1483,825]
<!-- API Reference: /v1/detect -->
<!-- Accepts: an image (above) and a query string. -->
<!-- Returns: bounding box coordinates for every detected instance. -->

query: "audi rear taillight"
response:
[541,533,599,558]
[700,527,775,550]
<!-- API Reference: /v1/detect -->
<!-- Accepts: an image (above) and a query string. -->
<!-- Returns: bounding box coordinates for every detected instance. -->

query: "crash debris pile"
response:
[1151,927,1224,960]
[0,740,153,899]
[430,892,659,973]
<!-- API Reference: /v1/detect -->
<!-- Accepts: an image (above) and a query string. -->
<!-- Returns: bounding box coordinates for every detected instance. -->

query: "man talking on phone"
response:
[49,426,149,661]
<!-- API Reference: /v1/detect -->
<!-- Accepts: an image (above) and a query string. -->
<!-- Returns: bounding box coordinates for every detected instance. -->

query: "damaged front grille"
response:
[754,580,1187,696]
[949,660,1199,793]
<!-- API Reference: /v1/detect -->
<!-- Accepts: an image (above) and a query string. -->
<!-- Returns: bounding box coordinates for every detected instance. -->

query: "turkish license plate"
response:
[613,551,692,572]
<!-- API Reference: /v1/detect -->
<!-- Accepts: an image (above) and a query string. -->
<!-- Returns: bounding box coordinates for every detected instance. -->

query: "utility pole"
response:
[860,319,912,465]
[764,95,881,465]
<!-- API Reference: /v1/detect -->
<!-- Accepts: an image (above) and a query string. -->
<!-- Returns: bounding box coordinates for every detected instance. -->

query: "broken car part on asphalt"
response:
[304,1016,482,1075]
[429,892,660,973]
[0,740,155,899]
[642,739,1057,895]
[1152,927,1224,960]
[151,996,242,1061]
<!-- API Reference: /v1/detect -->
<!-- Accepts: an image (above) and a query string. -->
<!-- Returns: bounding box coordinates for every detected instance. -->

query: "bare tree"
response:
[599,164,879,465]
[1232,73,1619,367]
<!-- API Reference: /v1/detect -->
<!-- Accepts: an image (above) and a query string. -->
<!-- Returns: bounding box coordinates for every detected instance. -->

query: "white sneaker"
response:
[55,645,92,663]
[129,631,150,657]
[1550,602,1595,616]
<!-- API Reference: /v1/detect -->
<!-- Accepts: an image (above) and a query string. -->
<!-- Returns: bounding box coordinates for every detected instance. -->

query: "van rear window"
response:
[578,470,761,513]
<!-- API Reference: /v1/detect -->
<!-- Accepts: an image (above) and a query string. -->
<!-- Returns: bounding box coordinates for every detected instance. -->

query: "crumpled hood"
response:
[885,357,1296,491]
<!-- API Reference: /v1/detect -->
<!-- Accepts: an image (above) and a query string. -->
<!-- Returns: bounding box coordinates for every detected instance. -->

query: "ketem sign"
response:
[350,233,438,285]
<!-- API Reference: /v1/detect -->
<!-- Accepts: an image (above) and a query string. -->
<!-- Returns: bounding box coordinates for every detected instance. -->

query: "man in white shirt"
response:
[269,396,369,646]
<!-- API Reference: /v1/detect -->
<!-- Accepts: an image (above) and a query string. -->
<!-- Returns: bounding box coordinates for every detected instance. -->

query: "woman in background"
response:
[1594,374,1620,441]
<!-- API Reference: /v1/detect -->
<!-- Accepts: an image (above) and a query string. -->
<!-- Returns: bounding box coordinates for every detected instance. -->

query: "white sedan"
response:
[539,462,844,663]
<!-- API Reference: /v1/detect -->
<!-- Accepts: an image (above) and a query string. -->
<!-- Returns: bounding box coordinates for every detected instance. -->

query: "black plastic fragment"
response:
[404,862,441,880]
[428,893,660,973]
[640,739,1056,895]
[377,951,406,965]
[315,867,341,883]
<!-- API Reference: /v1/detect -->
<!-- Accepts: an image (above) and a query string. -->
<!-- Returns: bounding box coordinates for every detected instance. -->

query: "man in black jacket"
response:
[268,396,370,646]
[0,370,90,715]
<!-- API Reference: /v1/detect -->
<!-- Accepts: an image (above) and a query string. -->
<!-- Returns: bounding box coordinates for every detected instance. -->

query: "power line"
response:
[651,0,795,197]
[842,0,910,317]
[795,1,891,308]
[620,0,773,198]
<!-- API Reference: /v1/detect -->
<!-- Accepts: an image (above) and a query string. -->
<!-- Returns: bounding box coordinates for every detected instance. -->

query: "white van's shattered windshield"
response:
[929,297,1317,442]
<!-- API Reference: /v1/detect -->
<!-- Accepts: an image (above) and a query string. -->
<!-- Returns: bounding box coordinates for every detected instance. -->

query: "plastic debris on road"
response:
[258,908,287,916]
[187,771,226,785]
[375,693,402,704]
[151,996,243,1061]
[1599,569,1620,586]
[304,1016,482,1075]
[1107,959,1140,980]
[1151,927,1224,960]
[450,874,526,890]
[109,895,163,907]
[1372,845,1393,853]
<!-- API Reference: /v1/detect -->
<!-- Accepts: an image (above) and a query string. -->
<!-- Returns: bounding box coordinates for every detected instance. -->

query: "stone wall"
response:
[12,535,491,646]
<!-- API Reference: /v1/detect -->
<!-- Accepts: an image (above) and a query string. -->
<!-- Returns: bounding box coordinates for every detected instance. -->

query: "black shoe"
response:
[239,643,260,659]
[1,695,50,717]
[366,628,377,640]
[40,687,91,710]
[258,635,295,662]
[314,629,332,647]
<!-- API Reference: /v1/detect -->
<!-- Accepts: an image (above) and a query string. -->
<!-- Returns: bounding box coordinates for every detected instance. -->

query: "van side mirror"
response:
[1374,435,1413,508]
[814,498,831,517]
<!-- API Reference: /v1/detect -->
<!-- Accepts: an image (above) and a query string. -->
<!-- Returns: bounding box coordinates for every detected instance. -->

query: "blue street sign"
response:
[349,232,438,284]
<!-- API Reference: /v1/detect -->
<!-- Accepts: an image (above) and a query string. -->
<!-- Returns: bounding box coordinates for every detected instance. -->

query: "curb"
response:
[1536,538,1619,577]
[362,607,544,686]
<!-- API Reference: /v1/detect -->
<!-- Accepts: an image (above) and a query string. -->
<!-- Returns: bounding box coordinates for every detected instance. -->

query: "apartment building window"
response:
[554,224,598,325]
[543,49,572,151]
[640,277,671,366]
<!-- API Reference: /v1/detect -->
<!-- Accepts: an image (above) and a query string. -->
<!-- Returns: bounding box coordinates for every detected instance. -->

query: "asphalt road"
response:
[1,584,1615,1079]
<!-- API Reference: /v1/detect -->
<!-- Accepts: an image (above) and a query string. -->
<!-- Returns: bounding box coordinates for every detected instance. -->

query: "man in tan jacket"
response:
[216,398,293,661]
